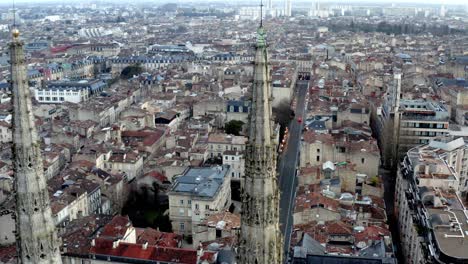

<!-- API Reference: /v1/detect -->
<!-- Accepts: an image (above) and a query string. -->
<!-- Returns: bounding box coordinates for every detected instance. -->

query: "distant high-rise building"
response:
[267,0,273,9]
[440,4,446,17]
[309,0,321,17]
[10,29,63,263]
[237,20,283,264]
[284,0,292,16]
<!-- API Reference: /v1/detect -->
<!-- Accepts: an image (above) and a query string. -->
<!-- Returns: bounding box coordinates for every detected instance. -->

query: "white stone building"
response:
[207,133,247,158]
[0,121,12,143]
[223,150,244,180]
[396,137,468,263]
[168,165,231,238]
[105,151,144,182]
[34,79,106,104]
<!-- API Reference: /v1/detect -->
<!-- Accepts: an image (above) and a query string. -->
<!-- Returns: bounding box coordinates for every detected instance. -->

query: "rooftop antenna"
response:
[260,0,264,27]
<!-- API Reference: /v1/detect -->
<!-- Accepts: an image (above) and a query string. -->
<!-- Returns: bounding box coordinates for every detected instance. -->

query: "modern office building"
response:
[396,136,468,264]
[34,79,106,104]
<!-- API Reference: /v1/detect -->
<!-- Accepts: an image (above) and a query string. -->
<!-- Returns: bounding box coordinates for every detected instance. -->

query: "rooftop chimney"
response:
[112,240,119,249]
[197,242,204,258]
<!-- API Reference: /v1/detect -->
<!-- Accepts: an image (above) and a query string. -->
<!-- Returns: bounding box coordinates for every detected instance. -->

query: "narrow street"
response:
[278,79,309,263]
[380,167,404,262]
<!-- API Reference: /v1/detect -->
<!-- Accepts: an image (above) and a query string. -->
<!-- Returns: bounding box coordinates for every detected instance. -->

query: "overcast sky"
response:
[0,0,467,5]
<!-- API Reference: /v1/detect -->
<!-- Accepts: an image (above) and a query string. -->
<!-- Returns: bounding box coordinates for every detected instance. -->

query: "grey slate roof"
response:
[293,234,326,259]
[293,254,396,264]
[171,165,230,198]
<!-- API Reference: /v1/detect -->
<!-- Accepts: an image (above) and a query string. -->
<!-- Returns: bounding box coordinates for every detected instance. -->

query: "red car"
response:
[297,117,302,123]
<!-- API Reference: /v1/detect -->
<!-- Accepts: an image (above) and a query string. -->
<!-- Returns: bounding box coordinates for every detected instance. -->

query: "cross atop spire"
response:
[260,0,264,27]
[12,0,15,27]
[238,1,283,261]
[257,0,267,48]
[11,0,20,40]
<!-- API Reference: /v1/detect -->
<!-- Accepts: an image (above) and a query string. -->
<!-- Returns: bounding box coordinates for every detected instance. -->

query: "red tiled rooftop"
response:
[302,130,334,144]
[0,121,10,128]
[136,228,181,247]
[69,159,96,171]
[200,251,216,262]
[0,245,16,263]
[354,225,391,244]
[101,215,132,239]
[327,221,353,236]
[90,238,200,264]
[294,221,328,244]
[144,171,169,183]
[0,160,8,169]
[295,191,340,213]
[122,130,165,147]
[108,151,140,163]
[326,244,353,254]
[204,211,240,231]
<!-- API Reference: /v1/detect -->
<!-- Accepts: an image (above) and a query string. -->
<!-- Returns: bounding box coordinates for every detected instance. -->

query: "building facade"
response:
[34,79,106,104]
[396,137,468,264]
[207,133,247,158]
[223,150,245,180]
[168,166,232,238]
[398,99,450,156]
[0,121,12,143]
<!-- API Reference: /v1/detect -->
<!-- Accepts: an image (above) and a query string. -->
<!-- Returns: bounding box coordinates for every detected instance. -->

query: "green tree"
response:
[273,99,293,129]
[120,64,143,79]
[225,120,245,136]
[369,175,379,186]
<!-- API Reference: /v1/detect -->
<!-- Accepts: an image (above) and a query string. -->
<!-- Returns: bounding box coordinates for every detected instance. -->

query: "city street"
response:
[278,79,309,263]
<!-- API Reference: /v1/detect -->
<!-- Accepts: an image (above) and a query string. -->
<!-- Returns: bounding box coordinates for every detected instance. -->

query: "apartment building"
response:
[222,150,244,180]
[0,121,11,143]
[398,99,450,156]
[168,165,231,238]
[207,133,247,158]
[396,137,468,264]
[34,79,106,104]
[105,150,144,182]
[300,130,380,178]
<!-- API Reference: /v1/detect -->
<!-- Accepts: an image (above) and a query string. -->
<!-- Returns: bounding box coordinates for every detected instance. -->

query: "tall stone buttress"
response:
[237,25,283,264]
[10,29,63,264]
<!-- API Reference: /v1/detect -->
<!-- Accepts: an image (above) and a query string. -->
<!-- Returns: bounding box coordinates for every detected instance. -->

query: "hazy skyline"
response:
[0,0,467,4]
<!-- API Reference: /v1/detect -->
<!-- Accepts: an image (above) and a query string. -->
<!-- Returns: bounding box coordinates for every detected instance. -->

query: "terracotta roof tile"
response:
[203,211,240,231]
[326,221,353,236]
[90,238,203,264]
[101,215,132,239]
[135,228,181,247]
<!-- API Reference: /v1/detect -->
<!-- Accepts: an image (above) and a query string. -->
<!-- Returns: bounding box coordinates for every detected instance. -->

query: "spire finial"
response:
[256,0,266,47]
[260,0,264,27]
[12,0,15,26]
[11,0,19,39]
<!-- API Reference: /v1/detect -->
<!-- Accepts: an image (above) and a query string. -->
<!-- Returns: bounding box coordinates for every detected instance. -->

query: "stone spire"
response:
[10,29,63,263]
[237,20,283,264]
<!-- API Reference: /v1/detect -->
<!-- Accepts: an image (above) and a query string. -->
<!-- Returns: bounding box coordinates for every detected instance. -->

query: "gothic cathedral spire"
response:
[237,16,283,264]
[10,29,63,263]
